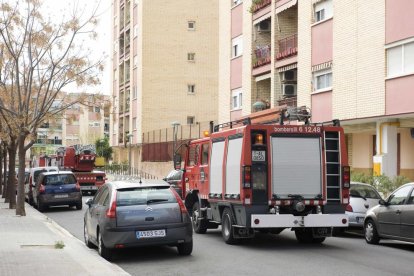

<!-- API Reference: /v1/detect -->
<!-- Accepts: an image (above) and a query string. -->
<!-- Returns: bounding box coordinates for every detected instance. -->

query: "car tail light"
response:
[75,182,81,191]
[345,204,353,212]
[172,188,187,214]
[39,184,45,194]
[106,192,117,218]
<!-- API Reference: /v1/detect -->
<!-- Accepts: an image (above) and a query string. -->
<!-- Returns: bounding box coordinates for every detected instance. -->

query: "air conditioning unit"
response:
[257,20,270,32]
[281,70,297,81]
[282,84,297,96]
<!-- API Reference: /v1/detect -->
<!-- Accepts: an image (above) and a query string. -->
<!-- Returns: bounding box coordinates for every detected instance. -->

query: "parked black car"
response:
[163,170,184,198]
[364,182,414,244]
[32,171,82,212]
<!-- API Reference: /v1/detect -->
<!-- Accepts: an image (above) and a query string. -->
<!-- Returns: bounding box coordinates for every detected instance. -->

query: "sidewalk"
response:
[0,198,130,276]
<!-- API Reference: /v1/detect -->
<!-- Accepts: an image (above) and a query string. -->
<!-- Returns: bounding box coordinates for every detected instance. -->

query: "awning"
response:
[312,61,333,72]
[253,13,271,26]
[276,0,297,14]
[277,63,297,73]
[255,73,271,82]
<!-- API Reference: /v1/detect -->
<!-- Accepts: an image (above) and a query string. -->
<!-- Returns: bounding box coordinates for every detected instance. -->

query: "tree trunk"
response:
[2,143,8,200]
[7,139,17,209]
[0,144,3,195]
[16,135,27,216]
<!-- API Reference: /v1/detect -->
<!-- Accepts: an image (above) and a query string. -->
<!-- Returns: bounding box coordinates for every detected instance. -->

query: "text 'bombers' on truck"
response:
[35,144,106,194]
[176,106,350,244]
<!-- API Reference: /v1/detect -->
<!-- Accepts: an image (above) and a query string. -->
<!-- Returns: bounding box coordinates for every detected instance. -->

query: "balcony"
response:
[250,0,272,14]
[35,139,63,145]
[277,96,297,107]
[276,34,297,60]
[252,45,271,69]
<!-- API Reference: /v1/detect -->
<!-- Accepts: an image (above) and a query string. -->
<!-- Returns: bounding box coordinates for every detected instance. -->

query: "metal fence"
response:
[103,164,158,179]
[141,121,214,162]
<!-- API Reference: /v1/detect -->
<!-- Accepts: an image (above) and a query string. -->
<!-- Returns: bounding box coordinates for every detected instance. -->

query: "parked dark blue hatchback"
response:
[32,171,82,212]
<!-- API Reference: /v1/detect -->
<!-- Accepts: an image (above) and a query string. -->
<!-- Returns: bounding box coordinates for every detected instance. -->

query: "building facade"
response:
[110,0,219,176]
[219,0,414,179]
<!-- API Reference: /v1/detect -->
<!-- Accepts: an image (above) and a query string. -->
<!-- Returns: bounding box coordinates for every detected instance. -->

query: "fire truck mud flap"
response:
[250,214,349,228]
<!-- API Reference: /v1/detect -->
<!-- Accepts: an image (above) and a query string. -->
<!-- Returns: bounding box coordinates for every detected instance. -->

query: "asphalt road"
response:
[45,196,414,276]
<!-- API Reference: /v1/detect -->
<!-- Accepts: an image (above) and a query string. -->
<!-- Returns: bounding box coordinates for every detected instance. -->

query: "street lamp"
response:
[171,121,180,162]
[127,133,133,175]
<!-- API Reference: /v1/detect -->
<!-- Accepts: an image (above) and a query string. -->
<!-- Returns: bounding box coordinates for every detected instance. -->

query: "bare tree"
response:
[0,0,103,215]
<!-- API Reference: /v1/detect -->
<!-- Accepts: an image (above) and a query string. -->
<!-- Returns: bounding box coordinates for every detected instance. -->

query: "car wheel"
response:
[98,230,112,260]
[84,223,94,248]
[76,201,83,210]
[192,202,208,234]
[177,240,193,256]
[364,219,380,245]
[295,229,325,244]
[221,208,239,245]
[37,198,45,212]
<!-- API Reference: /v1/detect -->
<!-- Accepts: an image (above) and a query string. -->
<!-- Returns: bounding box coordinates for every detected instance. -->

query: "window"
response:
[133,117,137,130]
[188,145,199,166]
[187,116,195,125]
[231,88,242,110]
[201,144,209,165]
[188,21,195,30]
[388,185,412,205]
[187,53,195,61]
[232,0,242,7]
[188,84,195,94]
[314,0,332,23]
[387,41,414,77]
[313,69,332,91]
[95,106,100,113]
[232,36,243,58]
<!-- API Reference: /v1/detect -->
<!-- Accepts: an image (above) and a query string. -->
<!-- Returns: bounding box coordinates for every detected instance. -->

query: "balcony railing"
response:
[276,34,298,60]
[253,45,271,68]
[277,96,297,107]
[36,139,63,145]
[250,0,272,14]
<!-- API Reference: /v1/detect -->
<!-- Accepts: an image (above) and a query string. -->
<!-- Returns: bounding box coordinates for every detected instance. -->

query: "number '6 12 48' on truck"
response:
[177,108,350,244]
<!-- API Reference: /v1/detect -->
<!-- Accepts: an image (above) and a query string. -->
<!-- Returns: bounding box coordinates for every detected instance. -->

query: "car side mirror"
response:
[85,198,93,206]
[379,199,388,206]
[174,154,182,170]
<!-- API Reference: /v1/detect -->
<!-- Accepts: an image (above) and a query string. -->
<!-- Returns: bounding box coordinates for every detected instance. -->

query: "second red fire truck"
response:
[176,107,350,244]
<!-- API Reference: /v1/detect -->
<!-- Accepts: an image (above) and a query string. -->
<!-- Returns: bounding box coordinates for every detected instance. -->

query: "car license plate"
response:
[136,230,166,239]
[54,194,68,198]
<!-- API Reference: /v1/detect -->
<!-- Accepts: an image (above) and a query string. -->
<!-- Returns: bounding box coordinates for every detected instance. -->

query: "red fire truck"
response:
[176,107,350,244]
[37,145,106,194]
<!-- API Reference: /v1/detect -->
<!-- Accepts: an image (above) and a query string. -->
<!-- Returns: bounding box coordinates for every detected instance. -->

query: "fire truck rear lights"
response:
[316,205,322,214]
[254,219,260,225]
[345,204,353,212]
[254,134,264,145]
[342,218,348,224]
[342,166,351,188]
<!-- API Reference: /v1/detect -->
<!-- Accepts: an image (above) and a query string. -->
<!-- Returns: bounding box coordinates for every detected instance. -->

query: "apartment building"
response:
[219,0,414,179]
[111,0,219,175]
[31,93,110,159]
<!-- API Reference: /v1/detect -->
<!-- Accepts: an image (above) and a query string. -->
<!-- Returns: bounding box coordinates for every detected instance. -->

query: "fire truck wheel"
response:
[192,202,208,234]
[294,229,325,244]
[222,208,239,245]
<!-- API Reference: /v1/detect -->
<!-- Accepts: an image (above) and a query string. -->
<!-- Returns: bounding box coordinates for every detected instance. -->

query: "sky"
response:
[42,0,112,95]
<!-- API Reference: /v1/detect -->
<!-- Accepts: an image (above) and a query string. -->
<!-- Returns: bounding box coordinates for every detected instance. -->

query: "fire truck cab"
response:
[179,108,350,244]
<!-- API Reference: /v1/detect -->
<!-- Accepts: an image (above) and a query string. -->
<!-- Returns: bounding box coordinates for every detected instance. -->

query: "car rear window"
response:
[116,187,177,206]
[44,174,77,185]
[350,185,381,199]
[34,170,47,182]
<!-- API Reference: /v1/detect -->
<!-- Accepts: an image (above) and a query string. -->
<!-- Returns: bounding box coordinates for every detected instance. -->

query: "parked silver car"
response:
[347,182,382,227]
[84,180,193,260]
[364,182,414,244]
